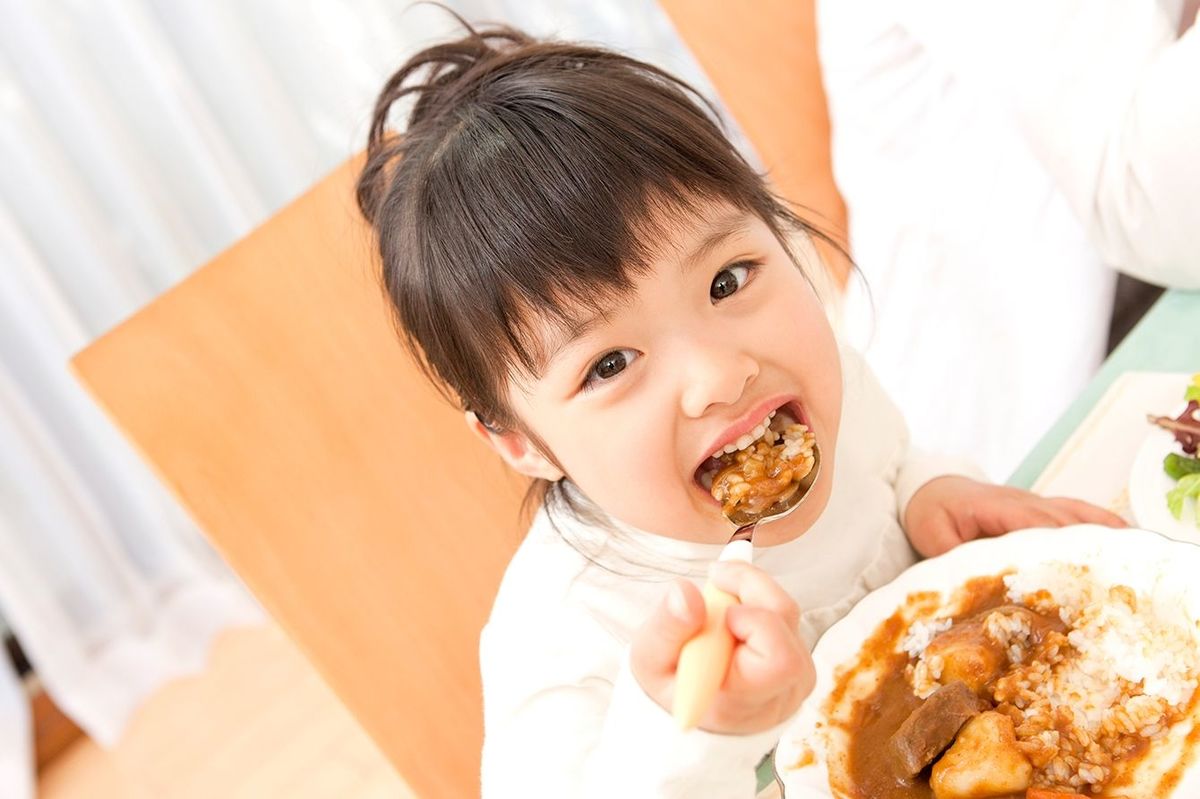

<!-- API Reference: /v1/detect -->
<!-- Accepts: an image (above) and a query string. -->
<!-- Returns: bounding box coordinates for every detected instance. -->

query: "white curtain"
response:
[0,2,717,795]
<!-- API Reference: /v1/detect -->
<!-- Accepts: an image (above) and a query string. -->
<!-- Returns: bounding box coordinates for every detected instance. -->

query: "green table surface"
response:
[1009,289,1200,489]
[760,288,1199,794]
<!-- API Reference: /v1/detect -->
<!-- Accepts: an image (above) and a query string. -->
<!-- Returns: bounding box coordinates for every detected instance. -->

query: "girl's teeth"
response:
[711,411,786,459]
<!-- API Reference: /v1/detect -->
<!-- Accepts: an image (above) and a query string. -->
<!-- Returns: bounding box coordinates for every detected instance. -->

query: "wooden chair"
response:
[70,5,842,796]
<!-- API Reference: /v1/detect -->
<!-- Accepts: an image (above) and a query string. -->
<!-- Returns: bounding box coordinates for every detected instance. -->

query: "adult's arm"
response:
[898,0,1200,288]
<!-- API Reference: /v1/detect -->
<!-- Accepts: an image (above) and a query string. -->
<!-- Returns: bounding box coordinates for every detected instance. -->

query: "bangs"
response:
[441,185,727,380]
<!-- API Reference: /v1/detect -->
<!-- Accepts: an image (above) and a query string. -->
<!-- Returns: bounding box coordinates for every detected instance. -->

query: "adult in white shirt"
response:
[817,0,1200,480]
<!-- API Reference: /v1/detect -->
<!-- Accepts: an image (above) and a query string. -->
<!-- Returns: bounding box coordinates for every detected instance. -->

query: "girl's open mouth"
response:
[694,402,818,519]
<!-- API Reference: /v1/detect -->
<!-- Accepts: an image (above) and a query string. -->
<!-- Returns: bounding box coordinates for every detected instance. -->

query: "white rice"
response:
[899,617,952,658]
[1003,563,1200,708]
[779,425,813,461]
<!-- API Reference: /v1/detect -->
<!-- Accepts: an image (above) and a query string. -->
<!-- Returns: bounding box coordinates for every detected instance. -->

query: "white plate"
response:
[1130,410,1200,543]
[775,525,1200,798]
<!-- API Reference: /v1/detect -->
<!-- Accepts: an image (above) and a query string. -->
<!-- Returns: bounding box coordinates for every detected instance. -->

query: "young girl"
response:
[355,22,1125,798]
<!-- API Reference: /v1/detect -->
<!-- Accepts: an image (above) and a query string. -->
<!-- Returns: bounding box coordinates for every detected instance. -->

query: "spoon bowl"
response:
[726,442,823,539]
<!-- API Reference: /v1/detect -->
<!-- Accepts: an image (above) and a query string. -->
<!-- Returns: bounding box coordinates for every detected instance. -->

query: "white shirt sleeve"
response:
[896,0,1200,288]
[893,449,989,522]
[839,346,988,521]
[480,611,781,799]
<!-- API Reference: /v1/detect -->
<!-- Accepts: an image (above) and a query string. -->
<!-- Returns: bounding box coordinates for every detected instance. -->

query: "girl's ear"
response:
[464,411,564,482]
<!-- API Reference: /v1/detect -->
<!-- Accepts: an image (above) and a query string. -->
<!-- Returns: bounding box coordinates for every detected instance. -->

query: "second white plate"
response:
[1129,413,1200,543]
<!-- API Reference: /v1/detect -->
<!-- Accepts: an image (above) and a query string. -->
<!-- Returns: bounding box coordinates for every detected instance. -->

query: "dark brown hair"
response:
[356,19,836,519]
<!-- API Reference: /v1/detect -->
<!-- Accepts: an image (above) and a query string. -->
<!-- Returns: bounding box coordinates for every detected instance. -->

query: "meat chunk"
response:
[931,711,1033,799]
[889,681,985,777]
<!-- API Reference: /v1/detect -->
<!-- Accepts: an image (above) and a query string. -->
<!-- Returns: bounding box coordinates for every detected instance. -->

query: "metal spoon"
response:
[673,444,823,729]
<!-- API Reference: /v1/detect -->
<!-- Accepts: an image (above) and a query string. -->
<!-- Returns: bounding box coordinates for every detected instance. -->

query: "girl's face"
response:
[483,201,843,547]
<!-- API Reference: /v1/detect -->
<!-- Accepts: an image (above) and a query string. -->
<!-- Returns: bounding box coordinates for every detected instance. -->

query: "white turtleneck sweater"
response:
[479,349,982,798]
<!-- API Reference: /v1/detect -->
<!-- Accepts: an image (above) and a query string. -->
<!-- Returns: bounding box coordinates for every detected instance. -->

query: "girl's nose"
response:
[679,344,759,419]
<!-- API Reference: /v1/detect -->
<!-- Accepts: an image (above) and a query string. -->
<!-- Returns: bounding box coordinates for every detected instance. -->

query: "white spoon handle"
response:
[672,539,752,730]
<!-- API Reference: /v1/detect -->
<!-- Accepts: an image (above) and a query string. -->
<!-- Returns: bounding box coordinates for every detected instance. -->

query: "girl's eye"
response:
[710,262,753,301]
[585,348,639,388]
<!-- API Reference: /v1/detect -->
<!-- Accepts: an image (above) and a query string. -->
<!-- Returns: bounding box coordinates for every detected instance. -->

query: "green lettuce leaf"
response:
[1187,373,1200,403]
[1165,453,1200,481]
[1167,473,1200,526]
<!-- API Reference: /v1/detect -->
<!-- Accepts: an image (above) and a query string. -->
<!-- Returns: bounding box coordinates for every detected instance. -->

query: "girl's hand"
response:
[904,475,1128,558]
[630,561,815,735]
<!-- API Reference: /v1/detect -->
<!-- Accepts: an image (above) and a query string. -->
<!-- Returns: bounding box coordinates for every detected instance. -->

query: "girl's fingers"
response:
[724,604,812,690]
[1036,503,1081,528]
[1046,497,1128,528]
[630,580,705,681]
[995,497,1125,532]
[710,561,800,631]
[912,508,963,558]
[986,503,1061,536]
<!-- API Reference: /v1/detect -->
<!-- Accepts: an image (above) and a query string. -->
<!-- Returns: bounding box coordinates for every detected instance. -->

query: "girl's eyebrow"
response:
[680,212,749,273]
[533,312,608,379]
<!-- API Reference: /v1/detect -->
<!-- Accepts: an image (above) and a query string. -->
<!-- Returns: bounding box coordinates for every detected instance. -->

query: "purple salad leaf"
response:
[1149,400,1200,455]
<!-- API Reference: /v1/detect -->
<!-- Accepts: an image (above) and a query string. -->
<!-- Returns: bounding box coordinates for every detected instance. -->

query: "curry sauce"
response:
[841,577,1012,799]
[834,575,1167,799]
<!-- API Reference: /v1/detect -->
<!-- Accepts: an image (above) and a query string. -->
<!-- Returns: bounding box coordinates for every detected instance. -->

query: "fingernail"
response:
[667,583,690,619]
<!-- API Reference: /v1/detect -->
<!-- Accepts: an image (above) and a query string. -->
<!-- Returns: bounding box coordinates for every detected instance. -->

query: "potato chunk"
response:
[923,622,1005,695]
[931,711,1032,799]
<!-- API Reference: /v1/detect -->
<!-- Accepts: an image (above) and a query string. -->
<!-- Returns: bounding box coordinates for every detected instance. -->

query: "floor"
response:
[37,624,415,798]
